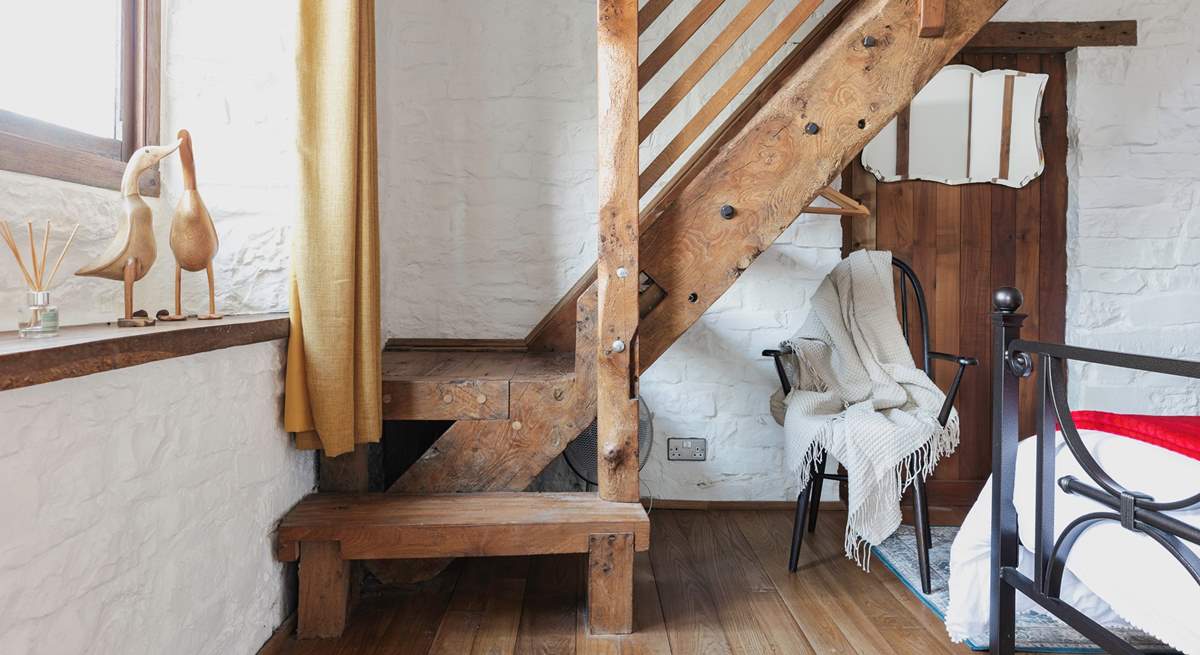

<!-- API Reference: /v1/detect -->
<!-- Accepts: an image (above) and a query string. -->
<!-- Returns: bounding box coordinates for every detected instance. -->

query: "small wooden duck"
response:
[163,129,222,321]
[76,138,182,327]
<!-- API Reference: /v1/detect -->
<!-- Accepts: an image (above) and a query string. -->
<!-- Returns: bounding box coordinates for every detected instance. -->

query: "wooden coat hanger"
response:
[802,186,871,217]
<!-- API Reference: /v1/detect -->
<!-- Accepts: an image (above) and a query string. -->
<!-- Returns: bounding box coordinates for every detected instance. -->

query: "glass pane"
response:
[0,1,121,139]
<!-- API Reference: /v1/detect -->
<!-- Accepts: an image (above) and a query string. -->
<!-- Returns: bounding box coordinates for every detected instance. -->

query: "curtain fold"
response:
[285,0,381,456]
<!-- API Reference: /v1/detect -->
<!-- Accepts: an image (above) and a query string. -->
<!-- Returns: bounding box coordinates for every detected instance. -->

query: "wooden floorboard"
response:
[275,510,1023,655]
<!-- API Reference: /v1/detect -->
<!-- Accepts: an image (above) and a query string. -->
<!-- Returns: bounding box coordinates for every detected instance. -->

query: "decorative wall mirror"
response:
[862,65,1049,189]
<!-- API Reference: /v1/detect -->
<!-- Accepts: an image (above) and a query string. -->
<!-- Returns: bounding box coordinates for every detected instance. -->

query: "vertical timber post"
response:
[593,0,638,636]
[596,0,640,506]
[990,287,1025,655]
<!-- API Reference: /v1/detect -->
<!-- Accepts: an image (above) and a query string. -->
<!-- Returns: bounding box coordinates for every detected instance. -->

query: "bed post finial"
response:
[993,287,1024,314]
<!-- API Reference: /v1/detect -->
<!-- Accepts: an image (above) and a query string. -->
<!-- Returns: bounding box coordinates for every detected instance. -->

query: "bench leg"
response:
[588,533,635,635]
[297,541,351,639]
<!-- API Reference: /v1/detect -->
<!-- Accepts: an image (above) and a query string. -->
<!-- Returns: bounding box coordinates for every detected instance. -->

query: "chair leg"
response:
[789,478,814,572]
[912,475,933,594]
[807,454,824,533]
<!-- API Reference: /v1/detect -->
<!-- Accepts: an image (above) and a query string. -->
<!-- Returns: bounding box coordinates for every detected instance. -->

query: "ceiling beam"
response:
[965,21,1137,53]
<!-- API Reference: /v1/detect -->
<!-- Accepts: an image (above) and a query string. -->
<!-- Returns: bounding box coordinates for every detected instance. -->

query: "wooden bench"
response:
[276,491,650,638]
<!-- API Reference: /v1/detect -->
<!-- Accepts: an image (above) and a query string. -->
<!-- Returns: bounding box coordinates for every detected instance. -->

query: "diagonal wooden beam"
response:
[526,0,859,354]
[634,0,1008,366]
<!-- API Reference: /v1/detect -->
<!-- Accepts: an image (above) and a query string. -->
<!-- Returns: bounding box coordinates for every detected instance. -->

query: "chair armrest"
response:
[762,346,794,395]
[931,351,977,427]
[930,351,979,367]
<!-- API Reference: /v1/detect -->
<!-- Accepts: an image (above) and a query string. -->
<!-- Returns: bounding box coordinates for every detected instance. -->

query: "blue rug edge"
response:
[870,544,1105,654]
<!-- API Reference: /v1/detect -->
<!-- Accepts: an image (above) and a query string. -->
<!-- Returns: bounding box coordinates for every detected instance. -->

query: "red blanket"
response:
[1072,411,1200,462]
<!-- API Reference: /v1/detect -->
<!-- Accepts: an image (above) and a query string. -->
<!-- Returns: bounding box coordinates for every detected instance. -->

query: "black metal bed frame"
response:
[990,287,1200,655]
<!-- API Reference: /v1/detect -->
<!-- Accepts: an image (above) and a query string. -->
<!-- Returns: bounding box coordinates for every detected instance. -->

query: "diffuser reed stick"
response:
[1,219,79,292]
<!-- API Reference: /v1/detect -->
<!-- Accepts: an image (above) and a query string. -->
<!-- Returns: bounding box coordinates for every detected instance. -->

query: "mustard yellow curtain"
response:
[285,0,381,456]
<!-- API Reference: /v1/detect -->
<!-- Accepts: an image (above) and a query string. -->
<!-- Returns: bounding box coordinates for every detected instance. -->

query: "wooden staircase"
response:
[278,0,1008,639]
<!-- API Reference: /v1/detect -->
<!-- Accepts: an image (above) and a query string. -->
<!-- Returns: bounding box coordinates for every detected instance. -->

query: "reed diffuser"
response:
[1,220,78,338]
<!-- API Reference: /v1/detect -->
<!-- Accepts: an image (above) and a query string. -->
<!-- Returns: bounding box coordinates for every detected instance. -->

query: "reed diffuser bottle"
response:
[1,220,78,338]
[19,290,58,338]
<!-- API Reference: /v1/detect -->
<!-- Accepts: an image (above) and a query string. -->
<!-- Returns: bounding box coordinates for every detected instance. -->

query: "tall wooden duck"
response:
[76,138,182,327]
[163,129,222,321]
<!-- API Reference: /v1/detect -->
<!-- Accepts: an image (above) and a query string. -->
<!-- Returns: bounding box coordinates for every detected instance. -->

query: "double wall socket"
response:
[667,438,707,461]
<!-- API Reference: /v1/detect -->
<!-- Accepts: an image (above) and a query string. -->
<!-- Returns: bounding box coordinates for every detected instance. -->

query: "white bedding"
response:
[945,429,1200,653]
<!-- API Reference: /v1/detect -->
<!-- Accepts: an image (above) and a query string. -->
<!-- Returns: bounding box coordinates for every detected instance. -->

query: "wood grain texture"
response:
[526,0,859,354]
[639,0,823,193]
[998,73,1015,181]
[588,533,635,635]
[297,542,351,639]
[919,0,946,38]
[597,0,641,504]
[634,0,1009,368]
[380,350,574,421]
[966,20,1138,52]
[638,0,726,90]
[517,555,579,655]
[637,0,774,141]
[865,52,1068,503]
[0,314,288,391]
[275,510,977,655]
[278,492,650,562]
[637,0,674,36]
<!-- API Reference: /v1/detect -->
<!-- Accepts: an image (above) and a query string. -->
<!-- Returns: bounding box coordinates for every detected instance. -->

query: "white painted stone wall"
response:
[994,0,1200,413]
[0,3,313,654]
[0,0,297,327]
[377,0,844,501]
[0,341,315,655]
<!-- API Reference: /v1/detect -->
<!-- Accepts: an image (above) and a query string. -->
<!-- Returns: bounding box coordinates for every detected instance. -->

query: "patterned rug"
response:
[872,525,1173,653]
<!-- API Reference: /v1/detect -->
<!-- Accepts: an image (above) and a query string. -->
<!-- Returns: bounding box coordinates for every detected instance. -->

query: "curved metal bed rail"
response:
[990,288,1200,655]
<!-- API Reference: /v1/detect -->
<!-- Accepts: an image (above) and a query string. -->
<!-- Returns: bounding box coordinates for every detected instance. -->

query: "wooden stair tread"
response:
[277,492,649,561]
[381,350,574,421]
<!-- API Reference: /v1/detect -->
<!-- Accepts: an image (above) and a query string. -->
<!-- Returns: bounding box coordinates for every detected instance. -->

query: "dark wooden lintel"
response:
[965,21,1137,53]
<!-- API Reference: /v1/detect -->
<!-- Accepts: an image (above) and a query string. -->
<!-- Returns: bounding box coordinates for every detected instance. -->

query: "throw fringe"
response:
[792,412,961,569]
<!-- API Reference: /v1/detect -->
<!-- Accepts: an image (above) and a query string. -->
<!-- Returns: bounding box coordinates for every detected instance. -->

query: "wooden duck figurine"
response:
[76,138,182,327]
[163,129,222,321]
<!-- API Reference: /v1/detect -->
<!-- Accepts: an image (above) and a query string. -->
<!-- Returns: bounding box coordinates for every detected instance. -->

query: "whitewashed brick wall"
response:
[0,341,314,655]
[997,0,1200,413]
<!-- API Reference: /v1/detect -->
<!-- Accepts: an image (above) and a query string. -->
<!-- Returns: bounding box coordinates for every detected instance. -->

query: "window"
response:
[0,0,161,195]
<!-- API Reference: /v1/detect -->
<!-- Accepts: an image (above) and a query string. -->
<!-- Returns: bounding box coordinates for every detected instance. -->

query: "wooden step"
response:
[276,491,649,562]
[381,349,574,421]
[277,491,647,639]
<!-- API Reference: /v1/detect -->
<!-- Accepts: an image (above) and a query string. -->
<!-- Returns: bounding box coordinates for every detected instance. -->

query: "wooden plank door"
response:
[843,52,1068,508]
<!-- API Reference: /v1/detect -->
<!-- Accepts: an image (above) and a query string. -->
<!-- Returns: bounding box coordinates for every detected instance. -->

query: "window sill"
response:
[0,313,289,391]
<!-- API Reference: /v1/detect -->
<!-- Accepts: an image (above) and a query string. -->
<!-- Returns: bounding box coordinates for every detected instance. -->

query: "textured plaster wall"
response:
[0,2,312,654]
[0,341,315,654]
[0,0,297,327]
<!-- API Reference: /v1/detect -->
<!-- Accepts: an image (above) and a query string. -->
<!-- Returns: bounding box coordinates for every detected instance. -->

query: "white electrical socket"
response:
[667,438,707,461]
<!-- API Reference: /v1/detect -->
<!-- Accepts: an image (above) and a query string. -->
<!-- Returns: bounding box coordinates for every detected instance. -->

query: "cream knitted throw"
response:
[781,250,959,566]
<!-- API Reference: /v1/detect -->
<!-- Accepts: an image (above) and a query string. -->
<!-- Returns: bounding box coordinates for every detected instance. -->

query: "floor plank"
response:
[275,510,1009,655]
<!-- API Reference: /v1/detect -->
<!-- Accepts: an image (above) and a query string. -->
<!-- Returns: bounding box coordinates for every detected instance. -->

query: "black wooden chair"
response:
[763,257,977,593]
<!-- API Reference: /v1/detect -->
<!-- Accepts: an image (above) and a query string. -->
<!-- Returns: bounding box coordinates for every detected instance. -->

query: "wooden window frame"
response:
[0,0,161,196]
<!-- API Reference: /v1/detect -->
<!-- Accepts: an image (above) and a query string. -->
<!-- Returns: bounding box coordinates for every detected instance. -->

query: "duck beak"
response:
[141,138,183,166]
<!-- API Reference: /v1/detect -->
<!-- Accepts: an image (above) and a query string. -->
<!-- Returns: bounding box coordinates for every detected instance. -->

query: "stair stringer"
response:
[372,0,1008,583]
[528,0,1008,361]
[367,286,598,584]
